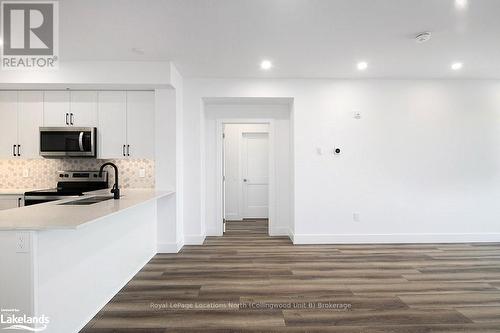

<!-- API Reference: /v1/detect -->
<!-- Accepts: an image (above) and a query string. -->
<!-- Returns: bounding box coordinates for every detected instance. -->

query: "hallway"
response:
[83,220,500,332]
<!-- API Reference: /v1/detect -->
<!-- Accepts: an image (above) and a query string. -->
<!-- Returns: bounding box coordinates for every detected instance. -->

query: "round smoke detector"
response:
[415,32,432,43]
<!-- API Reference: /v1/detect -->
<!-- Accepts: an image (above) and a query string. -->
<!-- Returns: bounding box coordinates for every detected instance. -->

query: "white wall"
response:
[203,103,292,237]
[184,79,500,244]
[224,123,270,221]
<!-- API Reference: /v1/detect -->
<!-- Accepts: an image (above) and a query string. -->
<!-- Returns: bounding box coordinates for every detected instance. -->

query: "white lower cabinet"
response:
[0,195,24,210]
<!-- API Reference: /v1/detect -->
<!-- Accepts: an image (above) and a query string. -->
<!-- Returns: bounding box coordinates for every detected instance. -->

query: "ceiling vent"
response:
[415,32,432,43]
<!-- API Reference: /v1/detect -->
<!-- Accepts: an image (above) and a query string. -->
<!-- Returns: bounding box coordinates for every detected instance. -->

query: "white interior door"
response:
[242,132,269,218]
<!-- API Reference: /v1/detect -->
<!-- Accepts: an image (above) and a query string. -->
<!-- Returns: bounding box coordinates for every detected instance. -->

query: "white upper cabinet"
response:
[0,91,42,159]
[44,91,97,127]
[126,91,155,159]
[43,91,70,126]
[97,91,155,159]
[18,91,43,159]
[70,91,98,127]
[0,91,19,158]
[98,91,127,159]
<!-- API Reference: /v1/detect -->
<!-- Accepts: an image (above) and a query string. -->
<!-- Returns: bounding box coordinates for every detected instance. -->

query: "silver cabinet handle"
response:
[65,113,69,125]
[17,197,22,207]
[127,145,130,156]
[78,132,84,151]
[17,145,21,156]
[123,145,126,156]
[13,144,16,156]
[70,113,74,125]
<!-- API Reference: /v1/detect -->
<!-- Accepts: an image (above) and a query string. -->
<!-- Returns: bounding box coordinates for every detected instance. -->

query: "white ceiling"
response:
[59,0,500,78]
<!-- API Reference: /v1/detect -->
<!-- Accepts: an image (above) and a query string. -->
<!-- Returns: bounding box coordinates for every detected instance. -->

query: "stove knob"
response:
[64,174,69,178]
[59,174,64,178]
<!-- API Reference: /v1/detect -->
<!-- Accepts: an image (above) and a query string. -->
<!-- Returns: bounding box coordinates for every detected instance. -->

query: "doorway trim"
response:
[216,118,276,236]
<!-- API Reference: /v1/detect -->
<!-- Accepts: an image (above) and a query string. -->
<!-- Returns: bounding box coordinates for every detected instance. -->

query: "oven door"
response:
[40,127,96,157]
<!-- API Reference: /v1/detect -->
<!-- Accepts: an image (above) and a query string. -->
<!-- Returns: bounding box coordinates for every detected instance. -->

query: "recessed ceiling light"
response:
[455,0,468,9]
[451,62,463,70]
[260,60,272,70]
[357,61,368,71]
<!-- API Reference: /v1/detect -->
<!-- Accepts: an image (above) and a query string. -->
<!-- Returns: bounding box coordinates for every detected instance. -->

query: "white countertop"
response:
[0,189,34,195]
[0,189,174,231]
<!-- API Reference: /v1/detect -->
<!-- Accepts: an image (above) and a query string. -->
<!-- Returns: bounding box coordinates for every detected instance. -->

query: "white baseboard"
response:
[288,228,295,242]
[157,240,184,253]
[184,234,206,245]
[293,233,500,244]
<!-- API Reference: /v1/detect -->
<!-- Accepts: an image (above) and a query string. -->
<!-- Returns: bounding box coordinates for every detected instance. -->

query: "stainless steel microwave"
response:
[39,127,97,157]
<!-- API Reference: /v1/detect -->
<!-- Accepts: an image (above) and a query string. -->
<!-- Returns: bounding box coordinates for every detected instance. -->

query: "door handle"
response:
[17,145,21,156]
[78,132,84,151]
[70,113,74,125]
[65,113,69,125]
[13,144,17,156]
[243,179,248,182]
[127,145,130,156]
[123,145,126,156]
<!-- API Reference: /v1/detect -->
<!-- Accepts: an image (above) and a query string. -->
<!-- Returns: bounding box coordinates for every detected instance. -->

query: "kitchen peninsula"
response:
[0,189,174,333]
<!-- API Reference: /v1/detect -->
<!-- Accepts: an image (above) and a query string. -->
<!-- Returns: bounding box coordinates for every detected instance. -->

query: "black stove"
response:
[24,171,109,206]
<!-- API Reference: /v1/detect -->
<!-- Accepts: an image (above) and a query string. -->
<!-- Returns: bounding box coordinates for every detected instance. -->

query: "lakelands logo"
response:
[0,309,50,332]
[0,1,59,70]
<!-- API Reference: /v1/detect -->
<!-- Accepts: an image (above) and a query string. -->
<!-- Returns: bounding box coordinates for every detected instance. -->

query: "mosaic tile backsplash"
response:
[0,159,155,190]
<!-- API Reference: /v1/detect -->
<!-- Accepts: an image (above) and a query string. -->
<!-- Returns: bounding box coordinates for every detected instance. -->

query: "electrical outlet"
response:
[22,168,29,178]
[139,169,146,178]
[16,232,30,253]
[353,111,362,119]
[353,212,361,222]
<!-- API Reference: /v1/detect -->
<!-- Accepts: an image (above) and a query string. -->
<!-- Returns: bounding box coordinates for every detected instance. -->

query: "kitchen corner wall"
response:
[0,159,155,189]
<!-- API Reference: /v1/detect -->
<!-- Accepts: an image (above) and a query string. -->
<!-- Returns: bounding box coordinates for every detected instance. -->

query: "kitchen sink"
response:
[58,196,115,205]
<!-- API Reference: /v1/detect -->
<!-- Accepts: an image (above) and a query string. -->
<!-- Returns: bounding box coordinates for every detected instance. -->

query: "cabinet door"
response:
[126,91,155,159]
[43,91,70,126]
[70,91,97,127]
[0,91,19,158]
[98,91,127,158]
[18,91,43,159]
[0,195,22,211]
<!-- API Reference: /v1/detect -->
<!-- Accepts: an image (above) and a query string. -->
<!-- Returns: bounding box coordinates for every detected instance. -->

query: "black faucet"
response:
[99,162,120,199]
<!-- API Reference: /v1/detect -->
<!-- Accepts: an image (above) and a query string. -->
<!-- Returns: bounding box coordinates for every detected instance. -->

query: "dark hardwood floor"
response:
[82,220,500,332]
